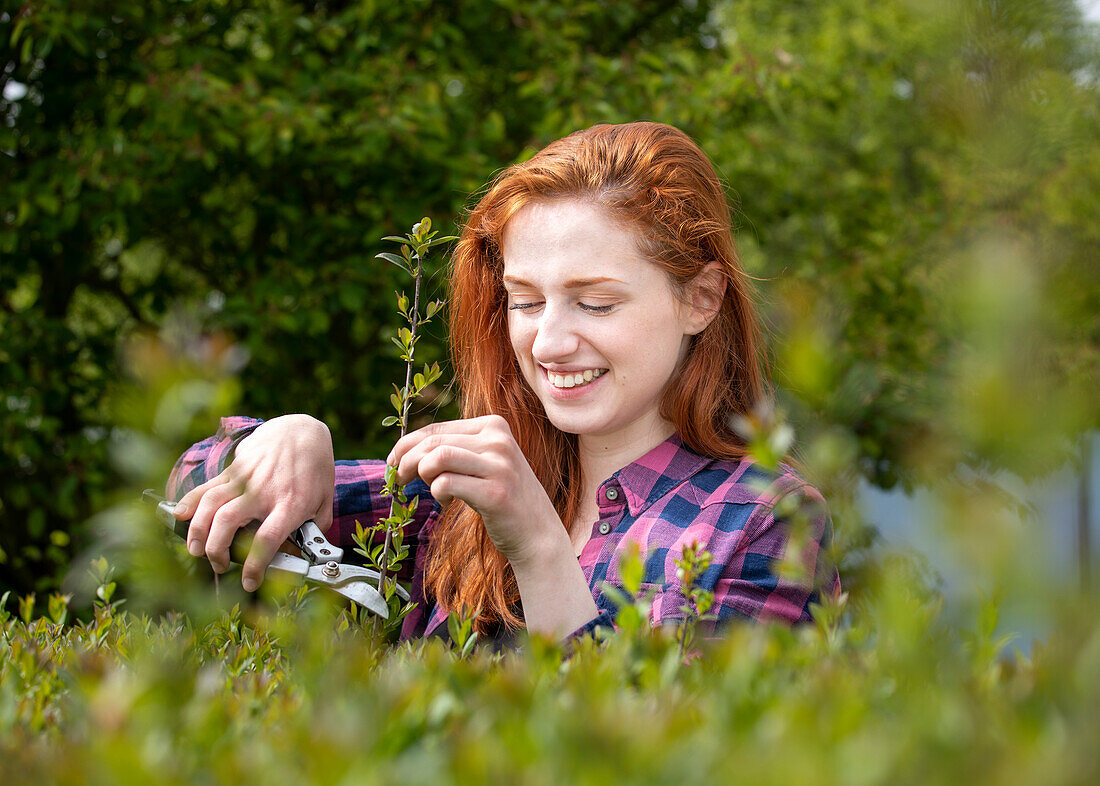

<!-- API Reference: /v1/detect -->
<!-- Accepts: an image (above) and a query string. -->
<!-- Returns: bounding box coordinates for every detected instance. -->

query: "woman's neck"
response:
[575,418,677,514]
[567,421,675,554]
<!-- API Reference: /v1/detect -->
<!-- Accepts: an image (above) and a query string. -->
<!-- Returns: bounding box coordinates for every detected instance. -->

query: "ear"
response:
[683,262,727,335]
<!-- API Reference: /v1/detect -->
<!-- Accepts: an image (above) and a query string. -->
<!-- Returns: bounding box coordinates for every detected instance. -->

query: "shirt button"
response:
[605,487,620,502]
[597,521,612,536]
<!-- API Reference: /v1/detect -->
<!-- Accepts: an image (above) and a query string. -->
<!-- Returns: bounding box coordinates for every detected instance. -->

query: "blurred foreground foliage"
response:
[3,0,1098,594]
[2,557,1099,785]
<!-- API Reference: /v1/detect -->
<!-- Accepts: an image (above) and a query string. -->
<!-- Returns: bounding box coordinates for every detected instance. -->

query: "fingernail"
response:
[173,502,189,517]
[385,453,394,466]
[242,577,257,592]
[187,540,203,557]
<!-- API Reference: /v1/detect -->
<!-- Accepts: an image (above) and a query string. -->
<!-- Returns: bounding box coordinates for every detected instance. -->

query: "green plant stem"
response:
[377,260,422,595]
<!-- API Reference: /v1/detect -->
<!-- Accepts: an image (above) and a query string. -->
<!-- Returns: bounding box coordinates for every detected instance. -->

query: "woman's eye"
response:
[579,303,615,314]
[508,301,541,311]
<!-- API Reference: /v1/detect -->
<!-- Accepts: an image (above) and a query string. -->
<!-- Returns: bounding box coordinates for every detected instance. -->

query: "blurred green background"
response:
[2,0,1098,607]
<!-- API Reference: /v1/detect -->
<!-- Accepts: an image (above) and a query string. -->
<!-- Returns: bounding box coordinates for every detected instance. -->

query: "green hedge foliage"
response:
[1,554,1098,785]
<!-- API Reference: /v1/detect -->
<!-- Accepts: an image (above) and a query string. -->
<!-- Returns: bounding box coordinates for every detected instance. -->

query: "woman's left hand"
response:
[387,415,564,567]
[390,414,600,638]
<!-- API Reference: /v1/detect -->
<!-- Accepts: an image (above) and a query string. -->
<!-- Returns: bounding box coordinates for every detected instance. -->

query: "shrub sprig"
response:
[352,219,455,637]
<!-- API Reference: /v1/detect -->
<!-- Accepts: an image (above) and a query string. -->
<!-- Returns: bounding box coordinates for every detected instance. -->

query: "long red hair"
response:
[424,122,767,632]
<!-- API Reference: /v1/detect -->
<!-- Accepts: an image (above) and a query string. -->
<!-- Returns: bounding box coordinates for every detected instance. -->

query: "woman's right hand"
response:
[171,414,336,591]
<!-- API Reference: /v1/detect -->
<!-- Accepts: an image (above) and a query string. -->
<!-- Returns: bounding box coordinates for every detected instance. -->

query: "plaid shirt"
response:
[169,416,839,641]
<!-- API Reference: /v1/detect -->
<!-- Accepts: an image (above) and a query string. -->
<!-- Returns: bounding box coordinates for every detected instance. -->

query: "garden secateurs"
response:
[142,490,407,617]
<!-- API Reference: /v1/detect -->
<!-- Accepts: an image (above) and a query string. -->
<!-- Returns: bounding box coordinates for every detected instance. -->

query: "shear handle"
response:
[143,489,263,563]
[292,519,344,564]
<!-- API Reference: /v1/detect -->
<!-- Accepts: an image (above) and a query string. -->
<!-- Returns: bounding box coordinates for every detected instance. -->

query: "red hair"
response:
[424,122,767,632]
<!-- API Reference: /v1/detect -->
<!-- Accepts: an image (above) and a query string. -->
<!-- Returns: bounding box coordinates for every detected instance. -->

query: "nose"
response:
[530,303,580,364]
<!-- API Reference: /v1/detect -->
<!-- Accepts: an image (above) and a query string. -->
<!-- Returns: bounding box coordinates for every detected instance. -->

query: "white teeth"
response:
[548,369,605,389]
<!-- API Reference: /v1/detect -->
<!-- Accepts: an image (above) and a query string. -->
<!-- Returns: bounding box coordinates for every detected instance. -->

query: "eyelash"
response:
[507,302,614,314]
[580,303,614,314]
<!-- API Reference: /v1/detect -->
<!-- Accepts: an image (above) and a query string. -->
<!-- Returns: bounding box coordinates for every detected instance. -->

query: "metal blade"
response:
[267,552,311,577]
[302,562,399,618]
[327,581,390,618]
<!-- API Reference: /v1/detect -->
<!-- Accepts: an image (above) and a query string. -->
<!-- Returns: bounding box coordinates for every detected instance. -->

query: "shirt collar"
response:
[604,432,712,517]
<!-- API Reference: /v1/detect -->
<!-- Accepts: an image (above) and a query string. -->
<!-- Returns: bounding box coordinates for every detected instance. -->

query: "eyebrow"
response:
[502,275,626,289]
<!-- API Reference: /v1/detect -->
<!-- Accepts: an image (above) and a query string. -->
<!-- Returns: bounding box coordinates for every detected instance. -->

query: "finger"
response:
[428,471,496,510]
[204,495,257,573]
[409,444,503,489]
[173,471,232,520]
[186,479,244,558]
[394,433,499,484]
[309,470,335,532]
[387,418,498,465]
[241,505,300,592]
[313,490,334,532]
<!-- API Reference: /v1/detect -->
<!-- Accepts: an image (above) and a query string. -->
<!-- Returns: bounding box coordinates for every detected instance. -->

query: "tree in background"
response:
[0,0,717,592]
[2,0,1096,595]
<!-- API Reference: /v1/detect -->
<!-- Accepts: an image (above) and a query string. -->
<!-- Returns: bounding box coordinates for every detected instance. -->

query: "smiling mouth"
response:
[545,368,607,389]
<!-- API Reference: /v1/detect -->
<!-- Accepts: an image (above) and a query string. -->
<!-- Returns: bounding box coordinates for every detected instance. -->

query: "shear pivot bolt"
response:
[322,561,340,578]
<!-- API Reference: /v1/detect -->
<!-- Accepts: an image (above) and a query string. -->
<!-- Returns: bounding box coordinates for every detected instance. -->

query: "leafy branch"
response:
[353,218,455,636]
[673,542,717,659]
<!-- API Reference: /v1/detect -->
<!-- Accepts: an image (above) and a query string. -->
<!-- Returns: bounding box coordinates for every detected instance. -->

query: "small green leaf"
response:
[382,416,398,427]
[376,252,409,271]
[618,541,644,596]
[461,632,478,658]
[599,583,633,611]
[18,593,35,624]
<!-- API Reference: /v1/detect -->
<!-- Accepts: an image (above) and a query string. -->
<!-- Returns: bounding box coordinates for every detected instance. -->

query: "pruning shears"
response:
[142,490,406,617]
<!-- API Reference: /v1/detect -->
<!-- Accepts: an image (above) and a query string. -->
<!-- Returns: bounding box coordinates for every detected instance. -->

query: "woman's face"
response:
[501,199,702,452]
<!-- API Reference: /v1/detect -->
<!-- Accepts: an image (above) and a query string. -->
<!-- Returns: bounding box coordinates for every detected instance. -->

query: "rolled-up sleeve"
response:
[167,416,265,500]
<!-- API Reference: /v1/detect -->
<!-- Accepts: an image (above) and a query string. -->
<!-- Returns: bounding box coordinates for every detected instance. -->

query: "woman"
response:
[169,121,838,642]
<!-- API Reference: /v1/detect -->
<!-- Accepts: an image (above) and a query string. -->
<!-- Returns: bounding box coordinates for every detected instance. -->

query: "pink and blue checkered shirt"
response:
[169,417,839,641]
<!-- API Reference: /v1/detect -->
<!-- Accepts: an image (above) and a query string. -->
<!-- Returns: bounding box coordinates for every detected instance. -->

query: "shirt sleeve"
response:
[167,416,265,499]
[709,477,840,627]
[565,609,618,642]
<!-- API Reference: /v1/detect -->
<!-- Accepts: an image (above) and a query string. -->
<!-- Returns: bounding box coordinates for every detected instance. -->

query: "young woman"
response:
[168,121,838,642]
